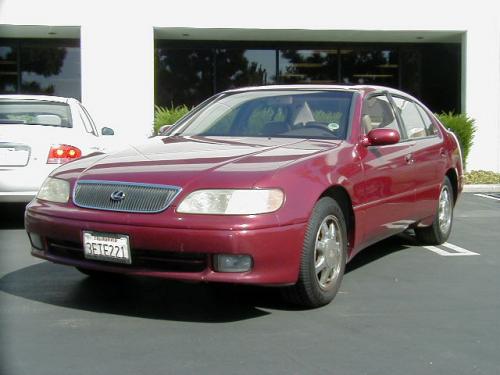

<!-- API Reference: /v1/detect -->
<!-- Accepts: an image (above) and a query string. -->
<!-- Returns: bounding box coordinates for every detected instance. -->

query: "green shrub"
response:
[153,105,190,135]
[463,170,500,184]
[436,112,476,169]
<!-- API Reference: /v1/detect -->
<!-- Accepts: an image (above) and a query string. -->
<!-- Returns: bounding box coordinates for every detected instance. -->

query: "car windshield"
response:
[171,90,354,140]
[0,100,72,128]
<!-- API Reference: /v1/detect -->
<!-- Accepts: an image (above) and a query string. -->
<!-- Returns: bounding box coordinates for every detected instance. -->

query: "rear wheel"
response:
[415,176,454,245]
[282,197,347,308]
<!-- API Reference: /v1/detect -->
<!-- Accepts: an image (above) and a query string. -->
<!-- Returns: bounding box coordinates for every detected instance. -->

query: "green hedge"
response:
[436,112,476,169]
[464,170,500,184]
[153,105,190,135]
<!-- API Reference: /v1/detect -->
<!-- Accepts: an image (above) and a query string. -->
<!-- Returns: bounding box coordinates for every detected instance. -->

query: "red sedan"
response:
[25,85,463,307]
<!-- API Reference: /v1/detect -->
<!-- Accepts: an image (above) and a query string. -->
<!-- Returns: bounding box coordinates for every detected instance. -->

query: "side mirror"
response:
[362,128,400,147]
[101,127,115,136]
[158,124,171,135]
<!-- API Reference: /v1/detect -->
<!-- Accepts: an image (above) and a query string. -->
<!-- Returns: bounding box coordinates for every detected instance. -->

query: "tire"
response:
[282,197,347,308]
[415,176,454,245]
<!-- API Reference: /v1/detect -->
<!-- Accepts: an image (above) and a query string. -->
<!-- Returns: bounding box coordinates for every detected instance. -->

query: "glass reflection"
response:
[279,50,338,84]
[20,46,81,99]
[155,48,214,108]
[216,49,276,92]
[0,45,18,93]
[341,49,399,87]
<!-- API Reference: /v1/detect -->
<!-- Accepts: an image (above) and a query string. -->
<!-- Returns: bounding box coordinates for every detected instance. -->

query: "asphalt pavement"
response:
[1,194,499,375]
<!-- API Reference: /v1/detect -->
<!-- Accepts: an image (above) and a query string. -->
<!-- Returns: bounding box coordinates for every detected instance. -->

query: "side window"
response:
[77,104,98,136]
[415,104,439,136]
[392,97,427,139]
[361,95,401,135]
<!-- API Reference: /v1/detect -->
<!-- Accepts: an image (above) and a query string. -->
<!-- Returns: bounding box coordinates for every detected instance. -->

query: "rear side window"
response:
[415,104,439,136]
[0,100,72,128]
[392,97,427,139]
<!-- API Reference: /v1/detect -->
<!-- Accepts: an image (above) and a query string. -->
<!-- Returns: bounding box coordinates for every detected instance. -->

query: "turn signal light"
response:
[47,144,82,164]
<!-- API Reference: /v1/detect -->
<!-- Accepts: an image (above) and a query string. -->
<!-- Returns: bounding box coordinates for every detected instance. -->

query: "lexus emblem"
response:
[110,190,126,202]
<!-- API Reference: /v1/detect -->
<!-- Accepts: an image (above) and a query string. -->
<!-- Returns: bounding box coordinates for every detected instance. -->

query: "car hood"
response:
[54,136,341,189]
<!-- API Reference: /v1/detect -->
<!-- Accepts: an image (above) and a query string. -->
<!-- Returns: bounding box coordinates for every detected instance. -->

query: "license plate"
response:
[0,147,30,166]
[83,231,131,264]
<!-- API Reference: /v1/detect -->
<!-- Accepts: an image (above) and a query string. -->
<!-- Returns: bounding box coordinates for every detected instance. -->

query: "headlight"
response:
[37,177,70,203]
[177,189,284,215]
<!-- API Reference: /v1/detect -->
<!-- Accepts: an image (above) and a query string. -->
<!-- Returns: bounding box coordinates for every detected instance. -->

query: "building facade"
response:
[1,0,499,171]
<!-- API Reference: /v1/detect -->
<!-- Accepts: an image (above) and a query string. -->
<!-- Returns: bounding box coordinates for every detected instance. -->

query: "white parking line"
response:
[474,193,500,201]
[423,242,479,256]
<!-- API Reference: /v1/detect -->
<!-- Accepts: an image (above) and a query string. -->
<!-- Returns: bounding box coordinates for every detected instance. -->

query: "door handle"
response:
[405,153,414,164]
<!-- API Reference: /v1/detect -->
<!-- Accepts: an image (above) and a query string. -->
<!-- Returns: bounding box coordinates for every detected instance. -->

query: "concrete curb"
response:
[463,184,500,193]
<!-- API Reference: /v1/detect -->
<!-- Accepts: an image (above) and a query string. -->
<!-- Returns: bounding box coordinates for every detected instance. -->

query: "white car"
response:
[0,95,115,203]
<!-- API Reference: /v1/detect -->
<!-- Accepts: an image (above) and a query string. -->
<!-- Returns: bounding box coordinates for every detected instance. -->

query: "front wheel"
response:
[282,197,347,308]
[415,176,454,245]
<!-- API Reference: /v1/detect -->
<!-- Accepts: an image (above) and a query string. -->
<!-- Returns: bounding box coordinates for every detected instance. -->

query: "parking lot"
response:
[1,193,499,375]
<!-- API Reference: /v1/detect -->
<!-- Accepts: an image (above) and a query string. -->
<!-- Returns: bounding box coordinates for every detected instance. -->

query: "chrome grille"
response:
[73,180,181,213]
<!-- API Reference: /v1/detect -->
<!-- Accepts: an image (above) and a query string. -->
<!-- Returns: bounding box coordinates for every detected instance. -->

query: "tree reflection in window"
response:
[279,50,338,84]
[341,49,399,86]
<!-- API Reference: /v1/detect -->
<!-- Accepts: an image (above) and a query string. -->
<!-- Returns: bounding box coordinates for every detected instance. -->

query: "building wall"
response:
[1,0,499,171]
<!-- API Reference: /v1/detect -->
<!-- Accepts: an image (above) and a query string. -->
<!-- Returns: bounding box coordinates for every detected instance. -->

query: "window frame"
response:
[388,93,441,141]
[362,91,406,139]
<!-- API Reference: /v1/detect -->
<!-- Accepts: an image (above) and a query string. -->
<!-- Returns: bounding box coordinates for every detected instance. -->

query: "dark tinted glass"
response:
[155,48,214,108]
[341,49,398,86]
[279,50,338,84]
[20,45,81,99]
[154,43,460,114]
[400,45,460,113]
[0,45,18,93]
[174,90,353,140]
[216,49,276,92]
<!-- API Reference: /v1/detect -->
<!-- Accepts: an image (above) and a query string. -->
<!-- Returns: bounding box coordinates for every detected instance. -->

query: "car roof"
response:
[224,84,412,97]
[0,94,75,104]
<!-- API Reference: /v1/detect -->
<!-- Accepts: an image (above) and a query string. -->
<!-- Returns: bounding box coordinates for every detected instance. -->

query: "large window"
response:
[340,49,399,86]
[216,49,276,92]
[279,49,338,84]
[0,39,81,100]
[156,42,461,114]
[0,45,17,93]
[155,47,276,108]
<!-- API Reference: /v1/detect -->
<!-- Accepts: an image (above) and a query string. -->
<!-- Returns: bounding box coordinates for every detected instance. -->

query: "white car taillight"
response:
[47,144,82,164]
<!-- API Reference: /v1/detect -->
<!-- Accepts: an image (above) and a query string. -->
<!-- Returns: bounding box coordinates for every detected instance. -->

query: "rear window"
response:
[0,100,72,128]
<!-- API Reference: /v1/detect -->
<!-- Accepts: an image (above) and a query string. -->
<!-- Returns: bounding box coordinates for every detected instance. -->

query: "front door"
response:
[357,94,416,247]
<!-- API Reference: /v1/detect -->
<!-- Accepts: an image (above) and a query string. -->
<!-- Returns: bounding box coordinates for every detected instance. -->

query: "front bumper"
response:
[25,209,306,286]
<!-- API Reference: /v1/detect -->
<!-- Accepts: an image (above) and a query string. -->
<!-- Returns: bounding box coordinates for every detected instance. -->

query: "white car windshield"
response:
[0,100,72,128]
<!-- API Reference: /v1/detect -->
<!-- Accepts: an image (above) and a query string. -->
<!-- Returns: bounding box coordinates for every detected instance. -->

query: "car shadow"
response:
[0,234,418,321]
[346,232,417,274]
[0,203,26,229]
[0,262,276,323]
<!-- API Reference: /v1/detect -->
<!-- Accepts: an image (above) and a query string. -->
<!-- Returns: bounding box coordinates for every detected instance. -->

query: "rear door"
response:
[389,95,446,220]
